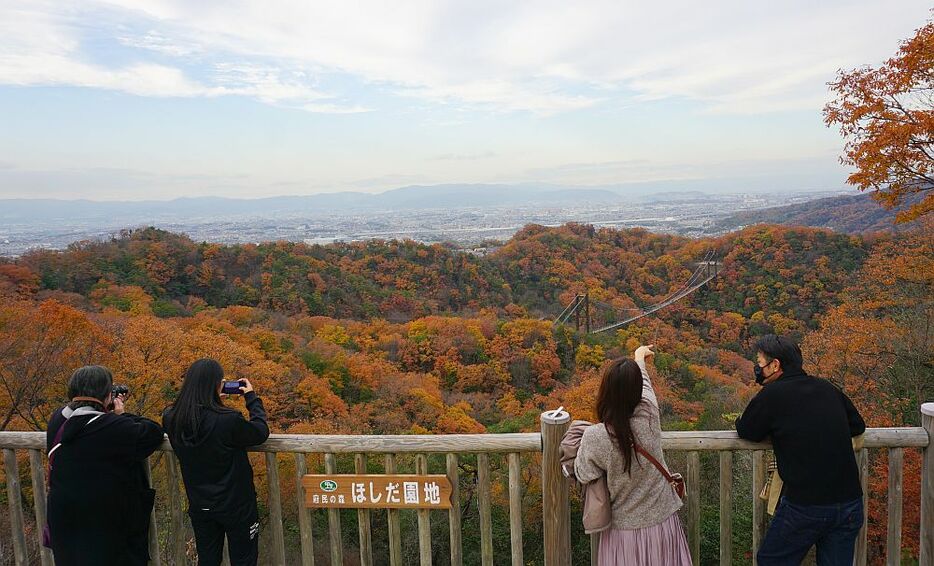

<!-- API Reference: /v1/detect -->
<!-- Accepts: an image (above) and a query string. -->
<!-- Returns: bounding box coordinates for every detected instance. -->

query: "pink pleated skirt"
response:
[597,513,693,565]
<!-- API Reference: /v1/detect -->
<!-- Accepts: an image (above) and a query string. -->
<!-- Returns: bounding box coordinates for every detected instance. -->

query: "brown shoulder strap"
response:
[633,444,675,482]
[605,423,676,483]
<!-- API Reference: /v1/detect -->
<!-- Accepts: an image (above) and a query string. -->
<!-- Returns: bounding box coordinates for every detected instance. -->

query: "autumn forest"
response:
[0,215,931,563]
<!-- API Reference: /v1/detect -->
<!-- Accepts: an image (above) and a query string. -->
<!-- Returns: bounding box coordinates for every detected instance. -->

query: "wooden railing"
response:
[1,403,932,565]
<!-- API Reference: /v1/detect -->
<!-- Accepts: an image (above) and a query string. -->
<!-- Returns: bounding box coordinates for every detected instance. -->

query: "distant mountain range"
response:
[717,192,917,234]
[0,182,841,223]
[0,184,631,222]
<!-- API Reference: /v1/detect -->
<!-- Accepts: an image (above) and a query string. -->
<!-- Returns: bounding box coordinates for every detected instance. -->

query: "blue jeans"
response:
[757,496,863,566]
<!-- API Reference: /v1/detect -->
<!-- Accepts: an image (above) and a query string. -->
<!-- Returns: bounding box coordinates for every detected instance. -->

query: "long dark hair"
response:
[165,358,232,443]
[595,358,644,475]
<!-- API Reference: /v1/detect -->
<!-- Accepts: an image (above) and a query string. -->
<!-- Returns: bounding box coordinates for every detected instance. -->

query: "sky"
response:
[0,0,930,201]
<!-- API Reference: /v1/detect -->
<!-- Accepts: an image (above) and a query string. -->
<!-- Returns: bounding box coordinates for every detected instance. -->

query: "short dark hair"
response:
[755,334,803,372]
[67,365,113,410]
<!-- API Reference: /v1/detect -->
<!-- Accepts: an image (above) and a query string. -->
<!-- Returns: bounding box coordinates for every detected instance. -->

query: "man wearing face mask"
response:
[736,334,866,566]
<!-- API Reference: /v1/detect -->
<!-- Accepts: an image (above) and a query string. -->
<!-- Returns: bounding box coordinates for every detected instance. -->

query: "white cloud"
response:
[0,1,366,112]
[116,30,201,56]
[0,0,930,115]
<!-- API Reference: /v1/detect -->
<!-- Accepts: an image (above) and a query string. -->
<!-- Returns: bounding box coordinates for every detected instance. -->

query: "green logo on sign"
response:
[320,480,338,492]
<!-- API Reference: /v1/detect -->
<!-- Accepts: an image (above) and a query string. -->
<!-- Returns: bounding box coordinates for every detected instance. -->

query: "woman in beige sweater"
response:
[575,346,691,565]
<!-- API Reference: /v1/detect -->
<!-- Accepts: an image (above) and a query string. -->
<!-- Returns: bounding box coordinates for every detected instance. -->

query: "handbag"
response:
[634,444,685,500]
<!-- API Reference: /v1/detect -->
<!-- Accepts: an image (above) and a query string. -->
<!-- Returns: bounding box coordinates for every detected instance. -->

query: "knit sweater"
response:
[574,360,683,530]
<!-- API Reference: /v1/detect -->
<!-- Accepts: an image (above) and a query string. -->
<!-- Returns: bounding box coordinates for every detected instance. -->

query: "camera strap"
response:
[48,411,102,464]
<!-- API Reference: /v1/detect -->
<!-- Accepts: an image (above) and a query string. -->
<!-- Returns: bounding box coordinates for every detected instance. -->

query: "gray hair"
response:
[67,365,113,410]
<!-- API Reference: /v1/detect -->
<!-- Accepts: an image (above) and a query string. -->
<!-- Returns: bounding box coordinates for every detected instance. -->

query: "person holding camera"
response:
[575,345,692,565]
[46,365,164,566]
[162,358,269,566]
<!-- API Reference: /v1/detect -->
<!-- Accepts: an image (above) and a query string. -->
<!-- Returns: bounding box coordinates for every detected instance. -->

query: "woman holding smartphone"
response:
[162,358,269,566]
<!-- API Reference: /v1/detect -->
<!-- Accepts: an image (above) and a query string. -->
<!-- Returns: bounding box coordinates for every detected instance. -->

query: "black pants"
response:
[189,506,260,566]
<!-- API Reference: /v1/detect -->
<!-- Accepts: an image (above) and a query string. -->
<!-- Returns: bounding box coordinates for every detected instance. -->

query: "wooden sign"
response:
[302,474,453,509]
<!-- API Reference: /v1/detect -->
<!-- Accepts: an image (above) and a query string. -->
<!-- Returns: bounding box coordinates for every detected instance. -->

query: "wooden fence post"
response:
[751,450,767,566]
[144,457,162,566]
[720,451,733,566]
[920,403,933,566]
[686,451,700,563]
[541,408,571,566]
[3,450,27,566]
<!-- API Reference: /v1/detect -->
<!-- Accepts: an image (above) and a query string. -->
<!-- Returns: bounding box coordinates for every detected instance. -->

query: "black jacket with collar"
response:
[46,407,164,566]
[162,392,269,515]
[736,369,866,505]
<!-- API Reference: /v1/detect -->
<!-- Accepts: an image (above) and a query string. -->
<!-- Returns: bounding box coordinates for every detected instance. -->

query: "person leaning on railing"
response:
[736,334,866,566]
[46,365,164,566]
[162,358,270,566]
[575,345,692,565]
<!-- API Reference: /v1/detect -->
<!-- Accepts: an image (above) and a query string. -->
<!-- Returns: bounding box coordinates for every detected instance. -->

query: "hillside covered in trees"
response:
[0,220,930,563]
[716,193,923,235]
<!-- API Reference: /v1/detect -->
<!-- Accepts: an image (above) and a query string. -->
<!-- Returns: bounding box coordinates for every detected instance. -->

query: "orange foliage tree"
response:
[803,222,932,561]
[804,222,933,424]
[0,300,111,430]
[824,17,934,222]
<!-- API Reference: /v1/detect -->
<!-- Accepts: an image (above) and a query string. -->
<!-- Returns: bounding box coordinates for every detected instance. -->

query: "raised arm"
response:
[113,395,165,459]
[231,380,270,447]
[119,413,166,460]
[634,345,658,409]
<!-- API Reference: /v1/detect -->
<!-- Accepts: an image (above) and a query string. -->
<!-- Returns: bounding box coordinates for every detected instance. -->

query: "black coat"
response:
[46,408,164,566]
[736,370,866,505]
[163,392,269,515]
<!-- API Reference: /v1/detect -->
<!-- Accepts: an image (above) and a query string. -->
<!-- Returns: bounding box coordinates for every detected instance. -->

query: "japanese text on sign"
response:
[302,474,453,509]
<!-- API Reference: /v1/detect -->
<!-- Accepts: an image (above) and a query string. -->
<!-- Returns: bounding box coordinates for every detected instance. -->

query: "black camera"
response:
[112,384,129,398]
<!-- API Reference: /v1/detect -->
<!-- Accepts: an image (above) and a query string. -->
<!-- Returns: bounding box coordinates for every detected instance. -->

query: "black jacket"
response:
[736,369,866,505]
[46,408,164,566]
[163,392,269,515]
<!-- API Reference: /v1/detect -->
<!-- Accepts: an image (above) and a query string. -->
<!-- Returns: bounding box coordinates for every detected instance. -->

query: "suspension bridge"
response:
[553,250,720,334]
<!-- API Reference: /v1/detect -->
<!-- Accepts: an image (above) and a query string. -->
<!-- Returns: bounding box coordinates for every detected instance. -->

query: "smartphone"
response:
[221,380,245,395]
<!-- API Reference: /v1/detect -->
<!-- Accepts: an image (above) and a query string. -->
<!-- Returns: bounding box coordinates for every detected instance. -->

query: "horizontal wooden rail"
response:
[661,427,929,450]
[1,409,932,566]
[0,431,544,453]
[0,427,926,452]
[253,433,544,453]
